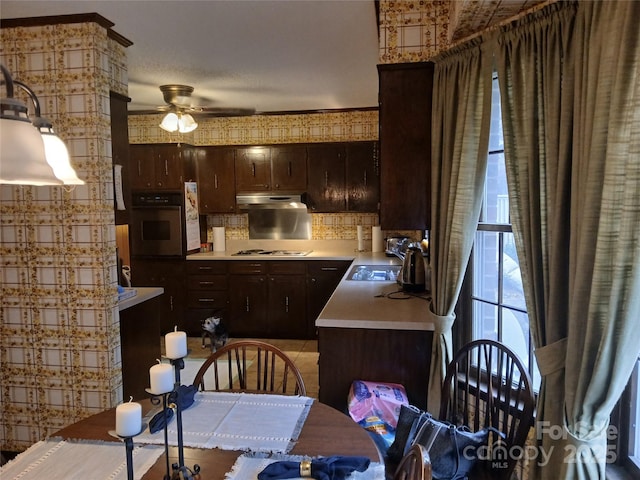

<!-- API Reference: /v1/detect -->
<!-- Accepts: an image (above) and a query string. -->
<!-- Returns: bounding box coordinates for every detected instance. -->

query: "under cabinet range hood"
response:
[236,193,312,240]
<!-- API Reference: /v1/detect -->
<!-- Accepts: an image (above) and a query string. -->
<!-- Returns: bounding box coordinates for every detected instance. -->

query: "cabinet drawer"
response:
[228,261,267,274]
[187,291,229,308]
[186,261,227,275]
[187,275,227,291]
[268,261,306,275]
[307,260,350,276]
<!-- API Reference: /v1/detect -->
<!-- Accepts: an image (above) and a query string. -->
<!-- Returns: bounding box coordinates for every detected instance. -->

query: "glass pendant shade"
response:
[179,113,198,133]
[0,98,62,185]
[159,112,179,132]
[41,128,84,185]
[159,111,198,133]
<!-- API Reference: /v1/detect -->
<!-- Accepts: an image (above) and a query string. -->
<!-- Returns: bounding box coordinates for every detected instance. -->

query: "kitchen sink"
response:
[347,264,401,281]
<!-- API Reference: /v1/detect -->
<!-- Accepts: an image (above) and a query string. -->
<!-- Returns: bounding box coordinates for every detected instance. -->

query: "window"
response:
[466,75,541,390]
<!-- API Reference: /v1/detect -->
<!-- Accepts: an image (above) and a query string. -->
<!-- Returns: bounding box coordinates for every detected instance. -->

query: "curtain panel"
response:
[427,39,493,413]
[495,1,640,478]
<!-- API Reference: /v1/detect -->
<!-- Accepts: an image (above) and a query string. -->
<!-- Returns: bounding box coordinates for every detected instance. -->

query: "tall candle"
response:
[165,327,187,359]
[357,225,364,251]
[116,398,142,437]
[149,360,174,394]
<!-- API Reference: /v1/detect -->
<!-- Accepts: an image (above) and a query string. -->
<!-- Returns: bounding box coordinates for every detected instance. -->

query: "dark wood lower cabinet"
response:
[130,258,186,335]
[318,327,433,413]
[307,261,350,338]
[119,295,162,400]
[228,261,307,338]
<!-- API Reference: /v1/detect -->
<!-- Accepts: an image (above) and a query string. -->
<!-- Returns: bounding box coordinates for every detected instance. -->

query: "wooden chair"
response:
[192,340,306,395]
[438,339,535,479]
[393,444,432,480]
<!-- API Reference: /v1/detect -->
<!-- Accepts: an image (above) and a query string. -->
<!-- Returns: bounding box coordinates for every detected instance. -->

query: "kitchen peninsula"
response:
[118,287,164,401]
[188,241,434,411]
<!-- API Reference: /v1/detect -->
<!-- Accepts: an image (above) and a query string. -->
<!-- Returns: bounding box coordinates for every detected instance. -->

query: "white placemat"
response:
[0,438,163,480]
[136,391,314,452]
[225,452,385,480]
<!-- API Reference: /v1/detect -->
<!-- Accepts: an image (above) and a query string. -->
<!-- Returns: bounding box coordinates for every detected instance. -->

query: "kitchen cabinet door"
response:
[271,145,307,191]
[235,147,271,192]
[195,147,236,213]
[378,62,433,229]
[346,141,379,212]
[306,261,350,338]
[228,274,268,337]
[129,144,157,191]
[306,144,346,212]
[268,274,307,338]
[130,258,186,334]
[129,144,195,191]
[267,261,307,338]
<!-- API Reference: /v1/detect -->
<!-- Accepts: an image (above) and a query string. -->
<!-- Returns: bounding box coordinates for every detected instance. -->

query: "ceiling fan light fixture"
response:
[159,111,198,133]
[159,112,179,132]
[179,113,198,133]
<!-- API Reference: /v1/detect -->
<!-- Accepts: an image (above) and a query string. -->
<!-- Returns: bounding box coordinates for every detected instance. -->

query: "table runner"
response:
[0,438,163,480]
[225,452,386,480]
[136,391,314,452]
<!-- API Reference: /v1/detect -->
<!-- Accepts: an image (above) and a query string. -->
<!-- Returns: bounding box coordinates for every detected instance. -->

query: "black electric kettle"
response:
[398,243,426,292]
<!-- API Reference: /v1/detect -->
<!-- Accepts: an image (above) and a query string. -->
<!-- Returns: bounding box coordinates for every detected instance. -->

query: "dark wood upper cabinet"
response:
[345,141,379,213]
[129,143,195,191]
[378,62,434,230]
[195,147,236,213]
[306,144,347,212]
[270,145,307,191]
[235,147,271,192]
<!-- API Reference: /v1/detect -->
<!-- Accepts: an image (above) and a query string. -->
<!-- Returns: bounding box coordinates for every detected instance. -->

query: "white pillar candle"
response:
[149,360,174,394]
[115,398,142,437]
[165,327,187,359]
[357,225,364,251]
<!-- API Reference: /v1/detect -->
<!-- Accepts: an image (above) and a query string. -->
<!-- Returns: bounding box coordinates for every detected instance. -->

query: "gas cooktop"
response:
[231,249,313,257]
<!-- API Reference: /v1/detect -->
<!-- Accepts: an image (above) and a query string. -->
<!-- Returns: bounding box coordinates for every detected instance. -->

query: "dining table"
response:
[36,393,383,479]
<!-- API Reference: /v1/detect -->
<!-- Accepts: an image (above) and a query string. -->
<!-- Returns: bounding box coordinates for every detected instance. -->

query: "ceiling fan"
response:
[157,84,255,122]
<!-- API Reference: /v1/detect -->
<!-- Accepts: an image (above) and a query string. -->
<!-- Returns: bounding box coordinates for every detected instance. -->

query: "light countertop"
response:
[118,287,164,311]
[315,251,434,331]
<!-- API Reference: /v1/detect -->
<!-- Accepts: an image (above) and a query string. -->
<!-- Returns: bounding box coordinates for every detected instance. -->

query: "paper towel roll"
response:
[372,226,382,252]
[213,227,226,252]
[357,225,364,251]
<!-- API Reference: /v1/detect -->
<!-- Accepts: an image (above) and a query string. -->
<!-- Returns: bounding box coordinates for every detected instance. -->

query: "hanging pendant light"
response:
[0,66,61,185]
[0,64,83,186]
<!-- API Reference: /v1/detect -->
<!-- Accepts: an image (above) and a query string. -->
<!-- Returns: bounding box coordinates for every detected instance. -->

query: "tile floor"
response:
[182,337,320,398]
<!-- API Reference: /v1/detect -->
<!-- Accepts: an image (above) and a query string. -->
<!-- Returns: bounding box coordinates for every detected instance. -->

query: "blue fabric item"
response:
[169,384,197,410]
[257,456,370,480]
[149,407,174,434]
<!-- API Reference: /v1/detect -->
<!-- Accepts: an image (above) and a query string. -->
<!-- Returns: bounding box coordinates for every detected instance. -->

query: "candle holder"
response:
[145,389,173,479]
[147,357,200,480]
[108,423,147,480]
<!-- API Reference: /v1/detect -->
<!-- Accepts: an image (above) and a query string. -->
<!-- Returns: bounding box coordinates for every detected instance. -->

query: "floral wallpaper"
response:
[0,19,128,451]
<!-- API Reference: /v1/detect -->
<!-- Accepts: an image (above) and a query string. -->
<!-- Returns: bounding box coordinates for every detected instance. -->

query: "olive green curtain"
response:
[427,39,493,414]
[496,1,640,478]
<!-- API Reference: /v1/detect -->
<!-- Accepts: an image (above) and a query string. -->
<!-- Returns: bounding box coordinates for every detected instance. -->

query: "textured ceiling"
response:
[2,1,550,114]
[1,0,380,114]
